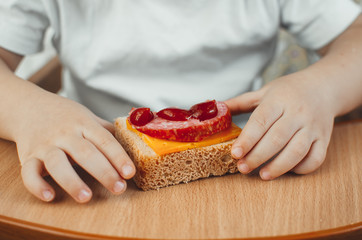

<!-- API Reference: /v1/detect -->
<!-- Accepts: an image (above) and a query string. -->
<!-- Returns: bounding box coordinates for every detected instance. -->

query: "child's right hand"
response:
[0,49,135,203]
[14,93,136,203]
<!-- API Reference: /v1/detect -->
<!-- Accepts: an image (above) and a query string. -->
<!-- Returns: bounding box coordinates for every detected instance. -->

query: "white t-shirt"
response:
[0,0,360,125]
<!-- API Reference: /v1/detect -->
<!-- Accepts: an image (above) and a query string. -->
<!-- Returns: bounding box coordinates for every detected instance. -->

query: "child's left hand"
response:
[225,71,336,180]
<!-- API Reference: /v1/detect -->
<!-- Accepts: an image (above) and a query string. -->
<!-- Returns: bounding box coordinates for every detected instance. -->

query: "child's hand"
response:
[14,93,135,203]
[225,72,336,180]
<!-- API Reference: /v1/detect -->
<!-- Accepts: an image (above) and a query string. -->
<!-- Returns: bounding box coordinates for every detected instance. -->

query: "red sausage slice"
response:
[129,101,231,142]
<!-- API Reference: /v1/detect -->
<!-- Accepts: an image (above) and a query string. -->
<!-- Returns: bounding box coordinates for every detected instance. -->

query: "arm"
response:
[0,48,23,140]
[0,47,135,202]
[225,15,362,180]
[314,15,362,116]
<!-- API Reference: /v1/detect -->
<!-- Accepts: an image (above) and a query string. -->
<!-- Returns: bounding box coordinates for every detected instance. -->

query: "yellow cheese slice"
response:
[126,120,242,156]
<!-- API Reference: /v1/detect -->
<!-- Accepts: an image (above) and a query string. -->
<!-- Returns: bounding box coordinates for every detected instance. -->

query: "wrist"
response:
[0,73,49,142]
[299,56,362,118]
[293,68,342,118]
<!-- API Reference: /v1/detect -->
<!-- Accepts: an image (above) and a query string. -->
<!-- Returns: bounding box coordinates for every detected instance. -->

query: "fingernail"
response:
[42,190,53,201]
[78,189,91,202]
[113,180,126,193]
[261,171,271,180]
[232,147,243,159]
[238,162,249,173]
[122,164,134,177]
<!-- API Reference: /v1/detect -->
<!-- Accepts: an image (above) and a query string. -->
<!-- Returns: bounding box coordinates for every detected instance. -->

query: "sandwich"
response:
[114,100,242,190]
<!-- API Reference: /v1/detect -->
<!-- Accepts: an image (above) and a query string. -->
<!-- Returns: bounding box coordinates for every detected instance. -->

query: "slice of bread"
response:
[114,117,239,191]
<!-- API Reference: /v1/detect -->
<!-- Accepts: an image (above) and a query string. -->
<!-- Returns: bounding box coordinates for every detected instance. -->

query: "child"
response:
[0,0,361,203]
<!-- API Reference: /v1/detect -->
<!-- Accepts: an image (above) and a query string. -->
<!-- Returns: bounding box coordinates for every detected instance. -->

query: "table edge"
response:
[0,214,361,240]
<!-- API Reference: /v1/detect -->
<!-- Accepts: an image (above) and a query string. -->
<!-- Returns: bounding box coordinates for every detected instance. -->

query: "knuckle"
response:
[233,136,246,150]
[236,134,257,155]
[98,145,130,170]
[290,141,309,158]
[270,134,285,147]
[43,150,65,170]
[98,136,113,149]
[244,152,264,169]
[250,113,268,132]
[43,151,61,170]
[111,154,129,170]
[105,147,126,164]
[99,168,119,187]
[20,159,34,175]
[71,138,92,153]
[59,175,83,197]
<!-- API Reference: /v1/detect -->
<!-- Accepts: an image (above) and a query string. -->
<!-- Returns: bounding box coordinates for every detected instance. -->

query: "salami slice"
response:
[129,101,231,142]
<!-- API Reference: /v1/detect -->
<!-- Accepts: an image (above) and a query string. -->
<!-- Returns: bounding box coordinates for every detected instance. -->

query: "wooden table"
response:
[0,121,361,240]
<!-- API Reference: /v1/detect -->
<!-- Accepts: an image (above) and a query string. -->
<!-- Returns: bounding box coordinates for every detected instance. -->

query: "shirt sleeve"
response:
[0,0,49,55]
[280,0,361,50]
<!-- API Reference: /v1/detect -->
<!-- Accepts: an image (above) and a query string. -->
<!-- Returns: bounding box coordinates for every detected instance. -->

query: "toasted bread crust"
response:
[114,117,239,190]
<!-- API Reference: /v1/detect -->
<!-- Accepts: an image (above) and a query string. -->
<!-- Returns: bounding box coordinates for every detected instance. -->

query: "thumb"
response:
[224,90,264,115]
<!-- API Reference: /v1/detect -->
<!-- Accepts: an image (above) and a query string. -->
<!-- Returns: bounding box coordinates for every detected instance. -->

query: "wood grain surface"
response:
[0,121,361,240]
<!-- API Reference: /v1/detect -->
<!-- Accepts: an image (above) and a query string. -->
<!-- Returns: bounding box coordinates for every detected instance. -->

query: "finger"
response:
[231,102,284,159]
[95,116,115,135]
[59,137,127,195]
[82,125,136,179]
[21,158,55,202]
[292,140,328,174]
[40,147,92,203]
[237,116,300,174]
[224,90,264,115]
[258,129,312,180]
